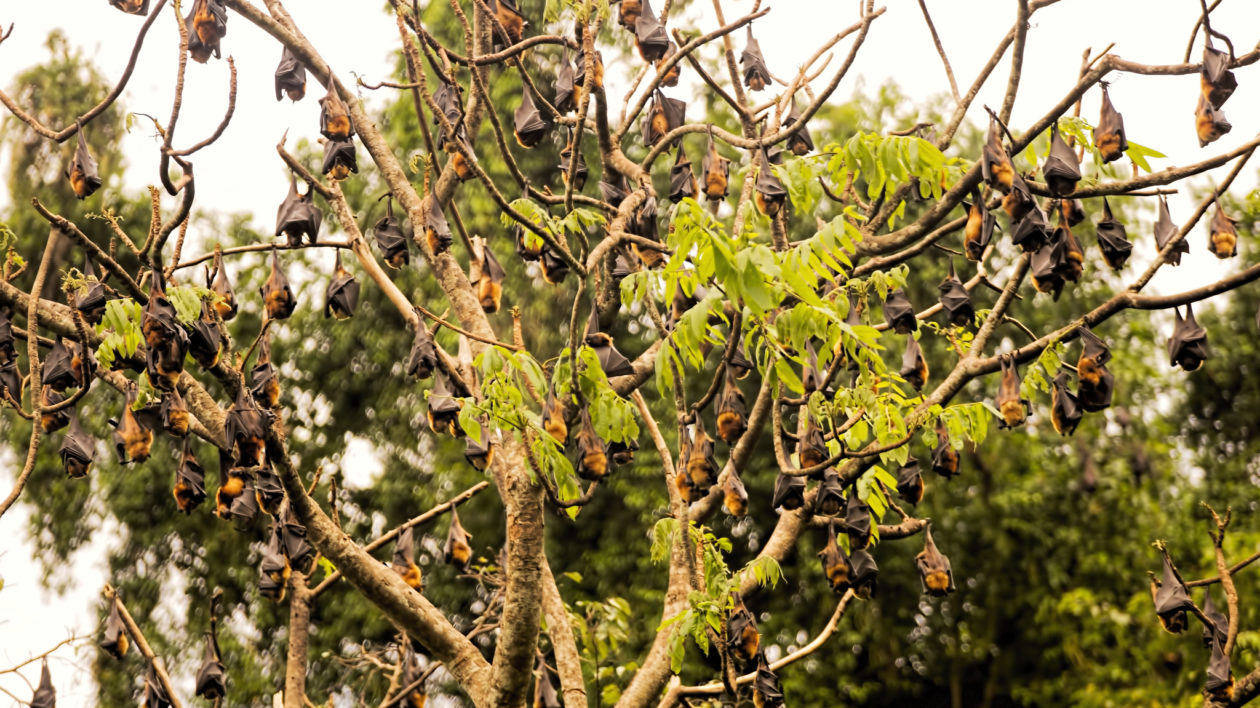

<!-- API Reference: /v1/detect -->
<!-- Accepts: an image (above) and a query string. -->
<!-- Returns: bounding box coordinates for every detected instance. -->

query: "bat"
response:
[67,125,102,199]
[541,387,570,445]
[656,40,681,87]
[559,131,588,191]
[432,78,464,147]
[444,508,473,570]
[469,237,506,314]
[771,471,805,511]
[188,301,223,369]
[101,598,129,658]
[0,306,13,365]
[818,521,852,594]
[374,197,410,268]
[916,525,955,596]
[42,337,78,392]
[938,260,974,327]
[275,174,323,246]
[400,646,429,708]
[684,418,717,489]
[274,46,307,102]
[633,0,668,61]
[539,246,570,284]
[642,90,685,148]
[668,146,697,203]
[514,83,549,149]
[797,414,828,470]
[1042,123,1081,197]
[882,288,918,334]
[186,0,227,64]
[1058,197,1086,227]
[1095,83,1128,163]
[573,48,604,108]
[609,435,638,467]
[1196,93,1231,148]
[40,386,74,434]
[674,466,697,503]
[424,197,453,256]
[260,248,297,320]
[1153,552,1193,633]
[254,466,285,516]
[814,467,844,517]
[59,414,96,479]
[1061,221,1084,284]
[405,319,438,381]
[900,335,929,391]
[726,592,760,667]
[701,128,730,201]
[1076,327,1114,412]
[112,386,153,463]
[463,432,495,471]
[583,308,636,378]
[785,97,814,155]
[487,0,526,50]
[173,438,206,513]
[849,547,878,600]
[427,369,465,436]
[1203,591,1228,649]
[391,526,424,591]
[1201,40,1237,109]
[322,138,358,181]
[30,658,55,708]
[845,490,872,550]
[981,116,1015,192]
[534,654,562,708]
[161,387,190,437]
[896,456,924,505]
[0,359,18,404]
[753,150,787,216]
[74,254,108,325]
[324,250,360,320]
[716,368,747,443]
[319,82,354,140]
[109,0,150,15]
[599,173,630,208]
[753,650,784,708]
[1030,225,1067,300]
[740,26,771,91]
[1095,197,1132,270]
[995,354,1030,429]
[1049,370,1082,436]
[258,523,291,601]
[1208,198,1238,258]
[226,475,260,528]
[194,633,226,700]
[962,193,995,261]
[728,339,754,380]
[214,463,249,520]
[1001,173,1034,222]
[142,665,174,708]
[279,505,313,573]
[1168,304,1210,371]
[631,195,666,268]
[224,383,268,468]
[206,251,237,321]
[1206,635,1234,701]
[930,422,959,478]
[723,468,749,517]
[1154,195,1189,266]
[554,51,576,114]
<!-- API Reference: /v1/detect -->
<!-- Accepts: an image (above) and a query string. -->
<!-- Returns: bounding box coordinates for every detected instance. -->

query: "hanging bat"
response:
[388,525,423,591]
[1001,174,1034,222]
[1153,552,1193,633]
[599,173,630,208]
[161,387,190,437]
[424,197,453,256]
[143,665,174,708]
[215,466,252,520]
[1058,197,1086,227]
[405,319,438,381]
[814,467,844,517]
[963,194,995,261]
[723,468,749,516]
[322,137,358,181]
[445,508,473,570]
[701,128,731,201]
[618,0,642,27]
[39,387,71,434]
[188,302,223,369]
[754,150,787,216]
[1168,304,1210,371]
[186,0,227,63]
[797,414,828,470]
[1196,94,1232,147]
[112,386,153,463]
[995,355,1030,428]
[1154,195,1189,266]
[1076,327,1114,413]
[573,48,604,108]
[67,124,102,199]
[609,435,639,467]
[882,288,918,334]
[981,116,1015,192]
[514,83,549,149]
[74,254,108,325]
[1206,635,1234,701]
[0,307,13,365]
[740,26,771,91]
[279,507,313,572]
[42,338,78,392]
[1030,226,1067,300]
[0,359,18,404]
[849,547,878,600]
[487,0,526,49]
[1060,221,1084,284]
[685,419,718,489]
[432,78,465,151]
[275,46,306,102]
[559,133,588,192]
[1202,591,1228,649]
[260,248,297,320]
[427,369,464,436]
[583,308,636,378]
[716,368,747,444]
[642,90,685,148]
[399,646,429,708]
[1043,123,1081,197]
[534,654,562,708]
[900,335,929,391]
[225,383,268,467]
[1049,370,1082,436]
[542,389,569,444]
[785,97,814,155]
[372,196,410,268]
[1095,197,1132,270]
[30,657,55,708]
[916,525,955,596]
[845,491,872,550]
[729,339,754,380]
[674,466,698,503]
[896,457,924,505]
[656,40,682,87]
[539,246,570,284]
[60,414,96,479]
[318,82,354,140]
[726,592,760,667]
[1208,198,1238,258]
[109,0,150,15]
[938,260,974,327]
[258,523,291,601]
[1201,40,1237,109]
[324,250,360,320]
[202,251,237,322]
[753,650,784,708]
[1095,83,1128,163]
[194,633,226,700]
[818,520,852,594]
[469,237,506,314]
[930,422,959,478]
[101,598,129,658]
[631,195,666,268]
[554,51,576,114]
[275,174,323,246]
[173,438,206,513]
[771,471,805,511]
[634,0,668,61]
[254,466,285,516]
[668,146,697,203]
[463,432,495,471]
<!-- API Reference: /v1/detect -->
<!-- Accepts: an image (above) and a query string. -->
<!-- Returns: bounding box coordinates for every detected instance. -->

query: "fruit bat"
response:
[186,0,226,64]
[740,27,771,91]
[1208,198,1238,258]
[570,405,609,481]
[845,491,872,550]
[785,97,814,156]
[797,414,828,470]
[930,422,959,479]
[900,335,929,391]
[1206,635,1234,700]
[101,598,129,659]
[400,646,428,708]
[273,46,307,103]
[487,0,526,49]
[1095,84,1128,163]
[573,48,604,107]
[280,505,313,572]
[1154,553,1193,633]
[938,261,974,327]
[1095,197,1131,270]
[470,237,505,314]
[112,387,153,463]
[716,369,747,444]
[995,355,1030,429]
[140,264,186,381]
[30,657,55,708]
[215,465,251,519]
[445,132,477,183]
[818,521,852,594]
[726,592,759,666]
[444,508,473,570]
[247,338,277,415]
[141,665,174,708]
[1030,227,1068,300]
[583,309,636,378]
[559,133,588,192]
[631,196,664,267]
[260,249,296,320]
[599,173,630,208]
[109,0,150,15]
[405,320,438,382]
[1202,591,1228,649]
[1042,123,1081,196]
[432,78,465,147]
[772,471,805,511]
[1154,195,1189,266]
[60,414,96,479]
[882,289,917,334]
[75,254,108,325]
[896,457,924,505]
[685,419,718,489]
[161,387,189,437]
[0,359,18,403]
[1196,94,1231,147]
[203,252,237,322]
[669,147,697,203]
[66,125,103,199]
[723,468,749,516]
[43,337,78,392]
[254,465,285,516]
[849,547,878,600]
[1060,222,1084,285]
[258,523,291,601]
[514,83,549,149]
[424,197,453,256]
[1168,304,1210,371]
[427,369,465,436]
[554,51,576,114]
[275,175,322,246]
[322,137,358,181]
[542,389,569,444]
[754,151,787,216]
[40,386,71,433]
[194,633,226,700]
[319,82,354,140]
[1076,327,1114,412]
[1001,174,1034,222]
[1049,370,1082,436]
[188,302,222,369]
[753,650,784,708]
[642,90,685,148]
[701,129,731,201]
[981,117,1015,192]
[634,0,668,61]
[728,340,754,380]
[324,251,360,320]
[463,431,495,470]
[373,197,410,268]
[812,467,844,517]
[963,195,995,261]
[225,384,268,467]
[534,654,561,708]
[173,439,206,513]
[0,306,14,365]
[1201,39,1237,109]
[656,40,682,87]
[539,246,570,284]
[916,526,955,596]
[1057,197,1086,227]
[674,466,698,503]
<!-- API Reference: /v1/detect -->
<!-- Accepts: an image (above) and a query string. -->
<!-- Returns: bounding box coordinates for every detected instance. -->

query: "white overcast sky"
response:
[1,0,1259,704]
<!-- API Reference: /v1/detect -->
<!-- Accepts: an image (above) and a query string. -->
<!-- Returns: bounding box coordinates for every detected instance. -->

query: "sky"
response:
[1,0,1258,704]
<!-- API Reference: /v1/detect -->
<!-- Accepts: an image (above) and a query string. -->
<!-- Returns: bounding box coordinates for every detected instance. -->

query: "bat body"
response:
[319,83,354,140]
[981,118,1014,192]
[716,369,747,443]
[173,440,206,513]
[850,548,878,600]
[424,198,453,256]
[1154,195,1189,266]
[754,150,786,216]
[274,46,307,101]
[701,131,730,201]
[656,41,681,86]
[186,0,226,63]
[995,355,1030,428]
[514,84,549,148]
[113,389,153,463]
[882,289,917,334]
[818,522,851,594]
[554,52,576,113]
[101,599,130,659]
[1095,84,1128,163]
[771,472,804,511]
[938,260,974,327]
[740,27,771,91]
[392,527,424,591]
[444,510,473,570]
[899,335,929,391]
[1153,553,1193,634]
[31,658,55,708]
[916,527,955,596]
[194,634,226,700]
[1010,202,1050,252]
[896,458,924,505]
[1042,123,1081,196]
[1196,94,1231,147]
[67,127,102,199]
[1050,370,1083,436]
[684,421,717,489]
[723,471,749,516]
[633,0,668,61]
[931,424,959,478]
[1208,200,1238,258]
[669,147,697,203]
[814,468,844,517]
[1095,197,1132,270]
[322,138,358,181]
[261,249,297,319]
[275,175,323,245]
[1168,304,1210,371]
[60,414,96,479]
[845,491,872,550]
[161,388,190,437]
[726,593,759,666]
[963,197,994,261]
[753,651,784,708]
[325,251,360,320]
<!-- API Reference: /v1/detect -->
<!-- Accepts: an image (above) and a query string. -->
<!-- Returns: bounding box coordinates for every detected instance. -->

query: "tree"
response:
[2,1,1260,706]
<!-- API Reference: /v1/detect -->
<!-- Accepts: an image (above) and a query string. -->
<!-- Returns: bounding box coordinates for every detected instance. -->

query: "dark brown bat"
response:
[322,137,358,181]
[143,272,190,389]
[319,82,354,140]
[274,46,307,102]
[642,90,685,148]
[444,508,473,570]
[60,414,96,479]
[1001,173,1034,222]
[463,432,495,471]
[161,387,190,437]
[390,526,423,590]
[1095,83,1128,162]
[1076,327,1114,412]
[930,422,959,478]
[186,0,226,64]
[559,130,588,191]
[514,83,549,149]
[583,308,636,378]
[225,383,268,467]
[324,250,360,320]
[109,0,150,15]
[424,197,453,256]
[633,0,668,61]
[938,260,974,327]
[1206,635,1234,700]
[813,467,844,517]
[845,490,872,550]
[206,251,237,321]
[771,471,805,511]
[280,507,313,572]
[1201,39,1237,109]
[432,78,464,147]
[981,116,1014,192]
[487,0,526,49]
[797,414,828,470]
[1154,194,1189,266]
[995,354,1030,428]
[470,237,506,314]
[374,197,410,268]
[1196,94,1231,148]
[42,337,78,392]
[74,254,108,325]
[674,465,697,503]
[656,40,682,87]
[260,249,297,320]
[534,654,561,708]
[554,51,576,114]
[259,523,291,601]
[723,468,749,516]
[194,633,226,700]
[30,658,55,708]
[896,457,924,505]
[67,125,102,199]
[188,301,223,369]
[143,665,174,708]
[684,418,718,489]
[754,150,787,216]
[1202,590,1228,649]
[611,437,641,471]
[40,386,71,434]
[726,591,760,667]
[172,438,206,514]
[916,525,955,596]
[0,306,13,366]
[668,146,697,203]
[1095,197,1132,270]
[882,288,918,334]
[785,97,814,155]
[573,48,604,108]
[406,319,438,380]
[542,388,569,444]
[1168,304,1210,371]
[818,520,852,594]
[275,174,323,246]
[539,246,570,284]
[112,386,153,463]
[850,547,878,599]
[963,194,994,261]
[728,339,754,380]
[254,466,285,516]
[701,128,731,201]
[900,335,929,391]
[753,650,784,708]
[101,598,129,658]
[399,646,428,708]
[716,368,747,443]
[1043,123,1081,196]
[215,465,251,520]
[1060,221,1084,284]
[740,26,771,91]
[427,369,464,436]
[1030,225,1067,300]
[0,359,18,405]
[1058,197,1086,227]
[1050,370,1082,436]
[1154,552,1193,633]
[1208,198,1238,258]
